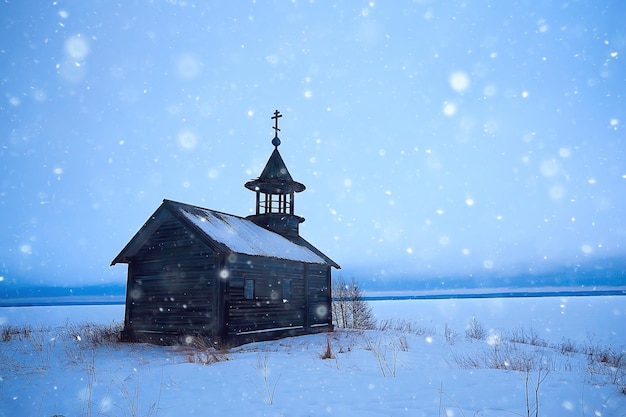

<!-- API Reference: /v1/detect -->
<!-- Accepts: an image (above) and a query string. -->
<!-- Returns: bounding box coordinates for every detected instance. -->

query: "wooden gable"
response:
[112,199,337,267]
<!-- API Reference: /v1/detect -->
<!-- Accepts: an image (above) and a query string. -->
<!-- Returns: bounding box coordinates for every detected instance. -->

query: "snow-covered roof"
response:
[111,199,332,266]
[175,202,326,264]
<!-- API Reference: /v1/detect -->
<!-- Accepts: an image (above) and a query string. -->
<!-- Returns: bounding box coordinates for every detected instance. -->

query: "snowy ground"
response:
[1,296,625,416]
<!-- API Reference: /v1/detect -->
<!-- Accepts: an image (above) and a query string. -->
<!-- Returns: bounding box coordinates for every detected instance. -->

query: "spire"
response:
[245,110,305,238]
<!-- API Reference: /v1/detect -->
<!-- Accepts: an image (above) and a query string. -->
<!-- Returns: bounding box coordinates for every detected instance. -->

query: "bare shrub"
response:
[444,323,459,345]
[506,327,548,348]
[332,276,376,330]
[556,338,578,355]
[465,316,486,341]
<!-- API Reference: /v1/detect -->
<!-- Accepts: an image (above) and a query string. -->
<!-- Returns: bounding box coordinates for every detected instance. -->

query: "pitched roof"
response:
[260,148,294,182]
[111,199,338,267]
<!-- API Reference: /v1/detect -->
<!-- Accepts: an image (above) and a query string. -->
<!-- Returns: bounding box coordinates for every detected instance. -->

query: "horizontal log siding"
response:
[126,219,216,336]
[226,255,306,335]
[307,266,332,326]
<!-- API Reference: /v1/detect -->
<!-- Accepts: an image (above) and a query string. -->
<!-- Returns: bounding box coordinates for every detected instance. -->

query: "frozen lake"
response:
[1,295,624,346]
[370,295,625,347]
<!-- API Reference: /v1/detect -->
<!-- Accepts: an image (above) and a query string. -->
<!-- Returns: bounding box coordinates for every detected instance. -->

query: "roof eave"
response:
[288,235,341,269]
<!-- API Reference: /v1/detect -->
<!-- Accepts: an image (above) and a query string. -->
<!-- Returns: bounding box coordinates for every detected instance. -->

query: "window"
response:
[282,279,291,302]
[244,279,254,300]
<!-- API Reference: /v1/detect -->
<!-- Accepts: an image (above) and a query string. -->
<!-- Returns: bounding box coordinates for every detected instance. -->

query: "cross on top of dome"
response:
[271,109,282,147]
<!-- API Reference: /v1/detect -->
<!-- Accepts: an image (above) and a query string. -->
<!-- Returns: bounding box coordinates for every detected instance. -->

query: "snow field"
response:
[1,296,624,416]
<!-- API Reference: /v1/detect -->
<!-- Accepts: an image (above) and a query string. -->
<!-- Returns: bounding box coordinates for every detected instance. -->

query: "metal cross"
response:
[271,109,282,137]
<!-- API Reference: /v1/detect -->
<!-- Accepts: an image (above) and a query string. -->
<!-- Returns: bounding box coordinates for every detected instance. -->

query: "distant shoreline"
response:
[363,288,626,301]
[0,298,126,308]
[2,288,625,308]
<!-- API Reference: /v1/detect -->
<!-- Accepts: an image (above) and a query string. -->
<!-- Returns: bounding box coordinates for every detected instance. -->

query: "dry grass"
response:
[378,317,434,336]
[320,334,336,360]
[172,335,231,365]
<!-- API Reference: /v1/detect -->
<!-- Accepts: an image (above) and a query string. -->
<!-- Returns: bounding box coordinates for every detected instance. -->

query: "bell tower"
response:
[245,110,306,238]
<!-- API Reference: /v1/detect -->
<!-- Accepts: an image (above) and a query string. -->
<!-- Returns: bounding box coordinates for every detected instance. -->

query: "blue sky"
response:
[1,1,625,287]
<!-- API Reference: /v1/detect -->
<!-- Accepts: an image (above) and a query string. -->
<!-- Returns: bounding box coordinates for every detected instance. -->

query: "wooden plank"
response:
[125,219,217,338]
[225,254,308,334]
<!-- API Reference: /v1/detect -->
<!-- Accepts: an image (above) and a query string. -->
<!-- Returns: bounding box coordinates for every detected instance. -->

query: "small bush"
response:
[507,327,548,347]
[557,338,578,355]
[465,316,486,341]
[444,323,459,345]
[332,276,376,330]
